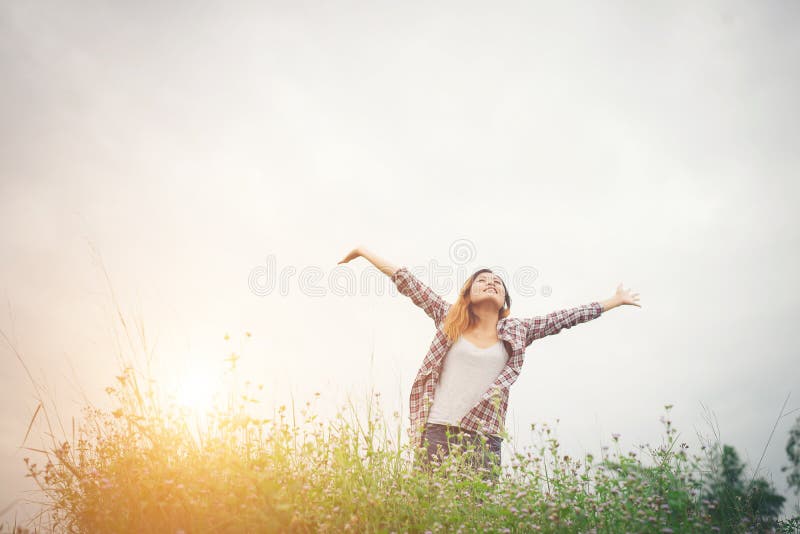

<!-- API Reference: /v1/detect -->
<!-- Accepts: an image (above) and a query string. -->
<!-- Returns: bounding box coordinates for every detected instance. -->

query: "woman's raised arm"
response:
[338,246,449,324]
[522,302,604,347]
[338,246,398,276]
[522,283,641,346]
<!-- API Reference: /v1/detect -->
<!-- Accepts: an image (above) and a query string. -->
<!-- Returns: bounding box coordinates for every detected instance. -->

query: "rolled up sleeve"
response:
[390,267,450,325]
[522,301,603,347]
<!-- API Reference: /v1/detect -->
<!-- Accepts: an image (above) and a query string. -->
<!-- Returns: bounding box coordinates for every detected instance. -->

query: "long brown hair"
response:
[442,268,512,343]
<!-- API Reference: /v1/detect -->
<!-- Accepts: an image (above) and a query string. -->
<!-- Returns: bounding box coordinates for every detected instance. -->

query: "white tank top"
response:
[427,335,509,427]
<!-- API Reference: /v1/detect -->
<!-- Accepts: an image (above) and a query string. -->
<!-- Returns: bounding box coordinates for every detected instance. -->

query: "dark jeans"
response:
[418,422,502,482]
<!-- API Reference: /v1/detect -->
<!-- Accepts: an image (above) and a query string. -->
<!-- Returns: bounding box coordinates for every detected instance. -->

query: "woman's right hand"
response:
[337,247,363,265]
[338,246,398,277]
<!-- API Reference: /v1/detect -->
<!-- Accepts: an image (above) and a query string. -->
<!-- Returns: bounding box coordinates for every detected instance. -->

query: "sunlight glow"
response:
[172,368,223,417]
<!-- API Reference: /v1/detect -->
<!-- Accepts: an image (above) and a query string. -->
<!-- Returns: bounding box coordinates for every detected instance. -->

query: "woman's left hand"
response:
[615,283,641,307]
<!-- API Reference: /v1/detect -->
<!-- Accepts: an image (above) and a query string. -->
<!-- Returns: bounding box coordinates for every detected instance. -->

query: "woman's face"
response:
[469,272,506,309]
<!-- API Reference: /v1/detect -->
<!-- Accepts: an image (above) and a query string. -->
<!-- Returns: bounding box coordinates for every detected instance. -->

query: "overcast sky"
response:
[2,0,799,525]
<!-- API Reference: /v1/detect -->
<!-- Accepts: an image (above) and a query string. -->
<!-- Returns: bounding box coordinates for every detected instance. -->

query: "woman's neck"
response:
[469,311,499,333]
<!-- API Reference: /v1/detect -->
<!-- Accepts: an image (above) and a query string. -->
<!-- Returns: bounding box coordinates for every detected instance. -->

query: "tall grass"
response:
[7,331,796,533]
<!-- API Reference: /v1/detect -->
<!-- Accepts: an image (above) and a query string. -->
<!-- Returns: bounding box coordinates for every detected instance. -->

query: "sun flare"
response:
[171,368,223,417]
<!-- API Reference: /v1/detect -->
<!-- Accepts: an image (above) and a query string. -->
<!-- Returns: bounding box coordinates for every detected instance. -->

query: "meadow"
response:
[6,332,798,533]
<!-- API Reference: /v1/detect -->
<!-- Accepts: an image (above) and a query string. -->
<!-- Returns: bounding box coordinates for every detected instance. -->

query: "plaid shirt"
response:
[390,266,604,450]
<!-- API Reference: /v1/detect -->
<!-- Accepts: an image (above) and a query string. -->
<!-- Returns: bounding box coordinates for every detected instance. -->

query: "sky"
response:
[1,0,799,525]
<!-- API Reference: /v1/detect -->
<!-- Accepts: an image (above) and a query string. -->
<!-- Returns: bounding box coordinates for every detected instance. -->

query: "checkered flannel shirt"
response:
[390,266,604,450]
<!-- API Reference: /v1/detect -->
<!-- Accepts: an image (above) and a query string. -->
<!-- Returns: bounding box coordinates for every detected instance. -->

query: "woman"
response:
[338,246,641,481]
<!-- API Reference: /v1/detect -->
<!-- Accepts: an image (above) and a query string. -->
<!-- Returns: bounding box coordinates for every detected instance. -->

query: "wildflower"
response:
[224,333,230,340]
[245,331,251,337]
[612,433,621,441]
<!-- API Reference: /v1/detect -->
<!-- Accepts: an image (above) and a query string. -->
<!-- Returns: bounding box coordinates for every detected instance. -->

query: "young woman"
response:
[338,246,641,480]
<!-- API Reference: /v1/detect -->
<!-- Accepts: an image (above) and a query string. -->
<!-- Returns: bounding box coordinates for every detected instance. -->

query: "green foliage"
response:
[701,443,786,533]
[783,415,800,496]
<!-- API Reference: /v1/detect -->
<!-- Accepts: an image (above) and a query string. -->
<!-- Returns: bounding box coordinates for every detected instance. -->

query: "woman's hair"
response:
[442,268,512,343]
